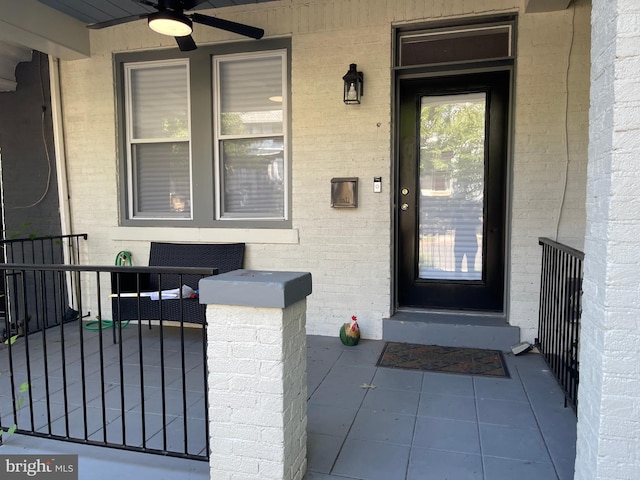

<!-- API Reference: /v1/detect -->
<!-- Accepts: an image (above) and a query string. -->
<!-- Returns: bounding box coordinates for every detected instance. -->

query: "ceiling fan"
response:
[87,0,264,52]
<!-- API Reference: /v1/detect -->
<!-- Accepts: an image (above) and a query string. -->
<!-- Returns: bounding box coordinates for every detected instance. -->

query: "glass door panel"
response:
[418,93,486,281]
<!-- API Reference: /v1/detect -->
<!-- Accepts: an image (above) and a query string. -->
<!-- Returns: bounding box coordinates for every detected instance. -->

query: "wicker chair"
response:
[111,242,245,325]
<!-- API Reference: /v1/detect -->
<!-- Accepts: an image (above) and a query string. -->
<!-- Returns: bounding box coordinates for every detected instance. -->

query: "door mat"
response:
[376,342,509,378]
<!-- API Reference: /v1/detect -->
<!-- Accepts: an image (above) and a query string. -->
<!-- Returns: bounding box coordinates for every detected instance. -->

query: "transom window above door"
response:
[397,17,515,68]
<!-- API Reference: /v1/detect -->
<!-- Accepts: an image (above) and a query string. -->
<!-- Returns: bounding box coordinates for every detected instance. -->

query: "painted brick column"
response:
[577,0,640,478]
[199,270,311,480]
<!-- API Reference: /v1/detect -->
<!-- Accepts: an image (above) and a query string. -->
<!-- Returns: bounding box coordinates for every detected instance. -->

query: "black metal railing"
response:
[0,234,88,338]
[0,263,215,461]
[0,233,87,265]
[537,237,584,411]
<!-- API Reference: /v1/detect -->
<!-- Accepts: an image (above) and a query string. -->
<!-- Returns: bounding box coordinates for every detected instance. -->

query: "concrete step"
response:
[383,311,520,352]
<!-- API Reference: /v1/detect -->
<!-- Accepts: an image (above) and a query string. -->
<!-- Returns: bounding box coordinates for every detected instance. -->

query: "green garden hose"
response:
[115,250,133,266]
[84,251,133,331]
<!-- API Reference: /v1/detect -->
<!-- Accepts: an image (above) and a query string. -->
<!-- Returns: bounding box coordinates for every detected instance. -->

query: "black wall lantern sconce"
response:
[343,63,363,104]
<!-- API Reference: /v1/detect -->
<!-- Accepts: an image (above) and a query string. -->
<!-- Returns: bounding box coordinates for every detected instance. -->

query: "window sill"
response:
[109,227,299,245]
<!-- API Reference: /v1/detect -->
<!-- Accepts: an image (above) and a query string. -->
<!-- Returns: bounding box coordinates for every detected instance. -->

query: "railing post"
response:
[199,270,312,480]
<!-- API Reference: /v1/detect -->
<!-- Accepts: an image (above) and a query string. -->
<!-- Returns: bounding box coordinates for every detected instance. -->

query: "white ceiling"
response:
[0,0,276,91]
[37,0,274,24]
[0,0,572,92]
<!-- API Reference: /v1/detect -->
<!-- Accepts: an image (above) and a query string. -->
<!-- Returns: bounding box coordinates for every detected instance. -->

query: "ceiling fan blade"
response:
[181,0,212,9]
[139,0,207,10]
[176,35,197,51]
[133,0,159,8]
[191,13,264,40]
[87,14,149,29]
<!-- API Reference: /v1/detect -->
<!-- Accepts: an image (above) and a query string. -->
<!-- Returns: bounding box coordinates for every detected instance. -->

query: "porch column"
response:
[577,1,640,479]
[199,270,312,480]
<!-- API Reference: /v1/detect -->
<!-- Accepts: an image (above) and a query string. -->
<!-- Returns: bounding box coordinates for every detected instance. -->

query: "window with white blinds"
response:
[125,61,191,219]
[214,52,287,220]
[118,40,290,227]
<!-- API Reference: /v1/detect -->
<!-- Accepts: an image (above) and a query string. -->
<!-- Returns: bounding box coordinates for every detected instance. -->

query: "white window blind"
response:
[126,61,191,219]
[215,53,286,219]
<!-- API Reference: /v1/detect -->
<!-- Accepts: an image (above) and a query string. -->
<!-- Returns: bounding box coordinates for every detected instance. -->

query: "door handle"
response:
[401,203,409,211]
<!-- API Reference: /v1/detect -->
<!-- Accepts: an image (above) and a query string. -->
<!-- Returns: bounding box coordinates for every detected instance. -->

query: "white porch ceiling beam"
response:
[0,0,89,60]
[525,0,572,13]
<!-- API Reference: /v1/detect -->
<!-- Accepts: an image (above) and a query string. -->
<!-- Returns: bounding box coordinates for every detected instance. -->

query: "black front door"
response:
[397,70,510,311]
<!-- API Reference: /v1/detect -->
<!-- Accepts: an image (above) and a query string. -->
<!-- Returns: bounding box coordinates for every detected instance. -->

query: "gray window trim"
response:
[114,38,292,229]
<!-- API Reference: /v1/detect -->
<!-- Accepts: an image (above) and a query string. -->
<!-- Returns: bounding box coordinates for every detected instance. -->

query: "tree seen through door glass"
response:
[419,93,486,281]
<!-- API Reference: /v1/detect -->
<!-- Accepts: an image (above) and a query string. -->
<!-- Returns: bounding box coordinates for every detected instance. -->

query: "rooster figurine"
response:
[339,315,360,346]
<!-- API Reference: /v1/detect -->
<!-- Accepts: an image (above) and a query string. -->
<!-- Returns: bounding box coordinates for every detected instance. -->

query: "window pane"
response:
[219,56,283,135]
[400,26,511,67]
[130,64,189,139]
[418,93,486,281]
[220,137,284,218]
[132,142,191,218]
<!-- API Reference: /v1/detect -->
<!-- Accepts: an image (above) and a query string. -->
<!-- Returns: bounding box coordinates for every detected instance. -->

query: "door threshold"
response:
[384,310,518,350]
[390,309,508,327]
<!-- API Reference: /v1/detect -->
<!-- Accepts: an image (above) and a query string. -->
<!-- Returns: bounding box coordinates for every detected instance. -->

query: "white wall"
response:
[576,0,640,478]
[511,0,591,341]
[57,0,590,342]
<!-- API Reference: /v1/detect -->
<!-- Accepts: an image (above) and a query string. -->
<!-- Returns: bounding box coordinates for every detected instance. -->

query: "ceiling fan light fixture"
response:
[148,11,193,37]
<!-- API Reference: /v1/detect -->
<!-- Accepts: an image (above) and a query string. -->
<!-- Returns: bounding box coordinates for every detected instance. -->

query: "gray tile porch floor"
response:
[0,322,209,458]
[0,333,577,479]
[305,336,576,480]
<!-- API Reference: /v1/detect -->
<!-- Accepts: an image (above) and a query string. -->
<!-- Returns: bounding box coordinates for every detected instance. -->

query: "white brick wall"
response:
[511,0,591,342]
[207,300,307,480]
[58,0,590,342]
[576,0,640,478]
